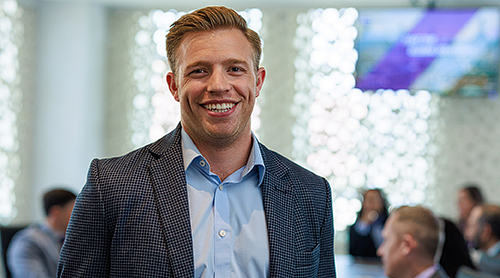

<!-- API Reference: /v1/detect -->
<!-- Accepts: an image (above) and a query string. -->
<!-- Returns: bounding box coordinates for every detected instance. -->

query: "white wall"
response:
[30,2,106,221]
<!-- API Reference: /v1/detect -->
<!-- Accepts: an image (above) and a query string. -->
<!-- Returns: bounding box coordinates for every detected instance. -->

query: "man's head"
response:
[464,204,500,251]
[165,6,266,149]
[457,185,484,221]
[43,189,76,233]
[166,6,262,76]
[377,206,440,278]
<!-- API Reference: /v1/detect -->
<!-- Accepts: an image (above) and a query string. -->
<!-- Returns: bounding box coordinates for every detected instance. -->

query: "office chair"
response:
[1,226,28,278]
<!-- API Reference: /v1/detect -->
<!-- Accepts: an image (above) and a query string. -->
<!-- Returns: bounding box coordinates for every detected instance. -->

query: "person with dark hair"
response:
[7,188,76,278]
[349,189,389,258]
[464,204,500,276]
[377,206,450,278]
[57,6,335,278]
[457,185,484,233]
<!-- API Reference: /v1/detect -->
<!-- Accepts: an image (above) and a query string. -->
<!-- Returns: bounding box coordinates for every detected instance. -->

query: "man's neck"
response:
[192,132,254,182]
[45,219,65,236]
[413,263,438,278]
[400,257,435,278]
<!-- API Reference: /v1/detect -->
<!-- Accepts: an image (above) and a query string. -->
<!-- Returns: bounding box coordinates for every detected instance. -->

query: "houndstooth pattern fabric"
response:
[57,124,335,278]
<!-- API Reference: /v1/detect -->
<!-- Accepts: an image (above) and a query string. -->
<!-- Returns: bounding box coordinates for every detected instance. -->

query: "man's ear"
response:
[255,67,266,98]
[482,223,493,240]
[166,72,180,102]
[401,234,417,256]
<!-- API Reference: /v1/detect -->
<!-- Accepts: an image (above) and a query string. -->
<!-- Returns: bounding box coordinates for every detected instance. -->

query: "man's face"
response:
[465,206,484,249]
[167,28,265,147]
[458,189,476,220]
[377,216,406,278]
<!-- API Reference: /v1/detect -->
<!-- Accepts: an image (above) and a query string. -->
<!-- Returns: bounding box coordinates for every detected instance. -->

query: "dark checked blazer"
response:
[57,124,335,278]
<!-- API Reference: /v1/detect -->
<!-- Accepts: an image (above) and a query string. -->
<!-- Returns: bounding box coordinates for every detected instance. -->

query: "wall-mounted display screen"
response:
[355,8,499,97]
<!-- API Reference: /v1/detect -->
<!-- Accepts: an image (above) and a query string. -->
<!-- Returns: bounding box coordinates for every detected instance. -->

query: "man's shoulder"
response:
[259,143,325,182]
[97,127,182,170]
[9,224,46,248]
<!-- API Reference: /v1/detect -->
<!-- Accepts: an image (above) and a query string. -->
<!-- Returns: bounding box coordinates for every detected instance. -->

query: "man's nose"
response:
[207,69,231,93]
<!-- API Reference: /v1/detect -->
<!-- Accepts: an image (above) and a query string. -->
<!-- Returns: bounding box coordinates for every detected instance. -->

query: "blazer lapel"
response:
[148,126,194,277]
[261,145,296,277]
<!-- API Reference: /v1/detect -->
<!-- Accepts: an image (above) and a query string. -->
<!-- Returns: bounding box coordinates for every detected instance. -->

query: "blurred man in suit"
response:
[464,204,500,276]
[377,206,450,278]
[57,6,335,278]
[7,188,76,278]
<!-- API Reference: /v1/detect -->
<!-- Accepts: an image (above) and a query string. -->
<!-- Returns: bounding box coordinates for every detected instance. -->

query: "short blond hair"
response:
[166,6,262,76]
[392,206,440,259]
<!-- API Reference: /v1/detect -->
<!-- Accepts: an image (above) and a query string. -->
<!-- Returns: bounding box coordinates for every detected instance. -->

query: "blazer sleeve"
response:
[57,158,111,277]
[318,177,336,277]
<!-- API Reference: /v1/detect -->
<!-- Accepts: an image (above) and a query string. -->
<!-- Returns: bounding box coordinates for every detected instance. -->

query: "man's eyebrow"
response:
[226,59,251,68]
[185,61,210,69]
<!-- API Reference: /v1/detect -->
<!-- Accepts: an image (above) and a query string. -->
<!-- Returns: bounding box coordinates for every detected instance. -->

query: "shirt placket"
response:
[213,181,231,278]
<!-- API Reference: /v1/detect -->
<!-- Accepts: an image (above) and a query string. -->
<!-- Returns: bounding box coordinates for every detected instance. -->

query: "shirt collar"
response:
[487,241,500,257]
[414,264,440,278]
[181,128,265,186]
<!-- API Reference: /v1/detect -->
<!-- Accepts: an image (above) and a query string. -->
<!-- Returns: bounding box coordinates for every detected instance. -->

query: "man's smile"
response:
[203,102,236,113]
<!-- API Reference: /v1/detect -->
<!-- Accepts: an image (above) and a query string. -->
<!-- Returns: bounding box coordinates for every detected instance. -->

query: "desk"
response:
[335,254,386,278]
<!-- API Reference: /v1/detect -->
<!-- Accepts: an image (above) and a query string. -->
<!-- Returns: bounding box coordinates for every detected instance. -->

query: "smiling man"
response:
[57,6,335,278]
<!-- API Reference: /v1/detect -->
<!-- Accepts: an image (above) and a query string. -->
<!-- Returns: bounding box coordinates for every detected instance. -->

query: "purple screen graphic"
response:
[355,8,499,96]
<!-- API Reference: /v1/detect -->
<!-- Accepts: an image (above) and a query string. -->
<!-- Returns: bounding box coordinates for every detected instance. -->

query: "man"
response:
[7,188,76,278]
[457,185,484,233]
[464,204,500,276]
[377,206,450,278]
[57,6,335,278]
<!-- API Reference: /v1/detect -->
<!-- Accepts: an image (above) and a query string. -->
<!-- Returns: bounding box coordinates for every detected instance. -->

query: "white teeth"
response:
[204,103,235,113]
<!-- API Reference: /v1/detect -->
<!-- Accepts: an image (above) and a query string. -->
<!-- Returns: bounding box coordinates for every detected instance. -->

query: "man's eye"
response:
[191,69,205,74]
[230,67,244,73]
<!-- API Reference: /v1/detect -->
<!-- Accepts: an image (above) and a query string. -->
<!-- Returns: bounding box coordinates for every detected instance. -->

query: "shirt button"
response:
[219,230,226,238]
[219,185,223,191]
[199,160,206,167]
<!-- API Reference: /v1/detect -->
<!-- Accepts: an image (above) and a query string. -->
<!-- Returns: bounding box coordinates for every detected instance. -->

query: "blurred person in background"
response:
[7,188,76,278]
[457,185,484,233]
[377,205,450,278]
[464,204,500,276]
[349,189,389,259]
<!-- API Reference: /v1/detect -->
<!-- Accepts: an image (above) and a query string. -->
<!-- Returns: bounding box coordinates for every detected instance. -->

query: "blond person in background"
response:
[377,206,450,278]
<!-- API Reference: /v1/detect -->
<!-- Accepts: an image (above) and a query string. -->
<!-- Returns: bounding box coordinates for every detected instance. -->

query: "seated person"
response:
[349,189,389,258]
[464,204,500,276]
[7,188,76,278]
[377,205,450,278]
[457,185,484,233]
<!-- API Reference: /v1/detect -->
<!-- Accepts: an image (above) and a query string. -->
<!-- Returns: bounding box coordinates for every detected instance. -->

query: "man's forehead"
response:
[177,29,253,66]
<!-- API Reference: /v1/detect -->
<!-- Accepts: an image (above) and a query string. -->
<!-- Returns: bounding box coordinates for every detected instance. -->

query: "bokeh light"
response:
[293,8,436,231]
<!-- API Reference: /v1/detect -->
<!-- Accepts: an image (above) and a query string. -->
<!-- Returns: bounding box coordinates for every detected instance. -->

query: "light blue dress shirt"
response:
[181,129,269,278]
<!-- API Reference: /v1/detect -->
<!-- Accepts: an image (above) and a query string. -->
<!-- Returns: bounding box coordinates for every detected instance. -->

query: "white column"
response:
[31,2,106,220]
